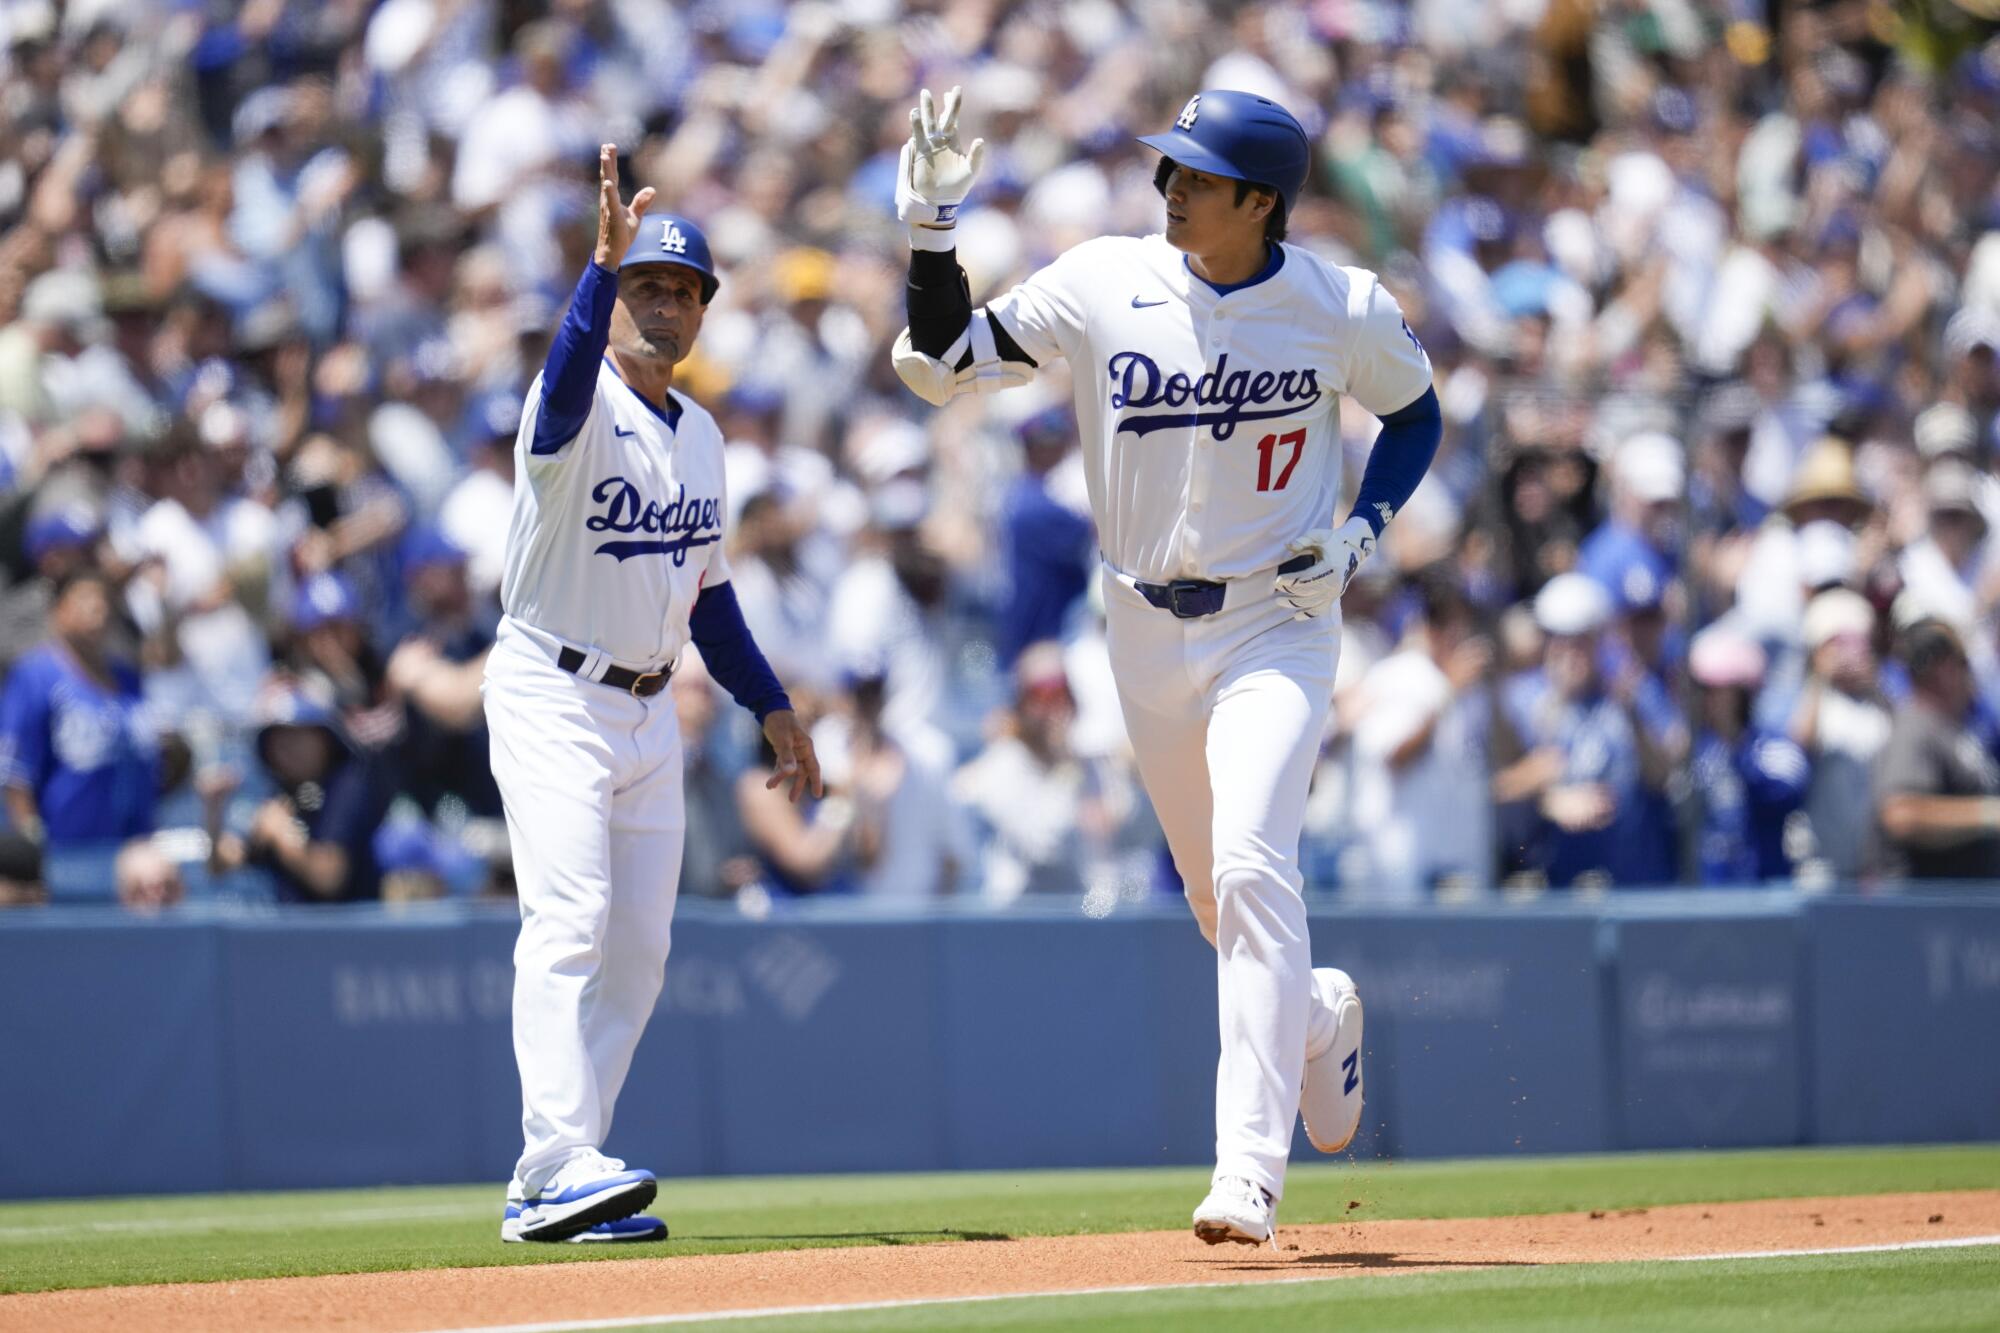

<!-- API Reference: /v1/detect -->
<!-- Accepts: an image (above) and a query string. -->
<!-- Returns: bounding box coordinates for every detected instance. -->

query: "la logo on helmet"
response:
[1176,95,1200,131]
[661,220,688,254]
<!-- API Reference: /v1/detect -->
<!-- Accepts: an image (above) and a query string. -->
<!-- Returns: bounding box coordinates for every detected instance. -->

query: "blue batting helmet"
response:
[621,213,720,304]
[1137,90,1311,214]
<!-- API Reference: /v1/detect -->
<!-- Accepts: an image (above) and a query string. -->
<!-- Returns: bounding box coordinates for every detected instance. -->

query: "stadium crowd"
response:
[1,0,1998,911]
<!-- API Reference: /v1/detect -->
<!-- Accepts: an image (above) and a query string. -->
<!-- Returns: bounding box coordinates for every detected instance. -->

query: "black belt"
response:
[1133,553,1316,619]
[556,646,671,697]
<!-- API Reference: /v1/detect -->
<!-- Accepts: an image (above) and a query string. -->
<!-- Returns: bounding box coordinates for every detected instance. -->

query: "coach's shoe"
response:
[502,1204,668,1244]
[512,1153,658,1243]
[1300,967,1364,1153]
[1193,1176,1275,1247]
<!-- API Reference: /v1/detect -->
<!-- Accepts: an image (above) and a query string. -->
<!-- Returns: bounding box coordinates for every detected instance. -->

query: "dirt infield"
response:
[6,1190,1996,1332]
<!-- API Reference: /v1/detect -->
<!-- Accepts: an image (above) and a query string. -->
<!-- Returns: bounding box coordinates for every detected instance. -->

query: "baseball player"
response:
[484,146,820,1243]
[892,89,1443,1244]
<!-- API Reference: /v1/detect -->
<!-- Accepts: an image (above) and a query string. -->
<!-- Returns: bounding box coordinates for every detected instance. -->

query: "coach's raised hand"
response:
[595,144,656,270]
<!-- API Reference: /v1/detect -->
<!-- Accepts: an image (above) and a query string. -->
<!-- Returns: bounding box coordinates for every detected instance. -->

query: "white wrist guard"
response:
[892,311,1033,407]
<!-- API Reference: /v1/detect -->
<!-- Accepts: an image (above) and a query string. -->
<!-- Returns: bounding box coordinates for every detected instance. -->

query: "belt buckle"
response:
[1167,582,1204,619]
[628,669,664,698]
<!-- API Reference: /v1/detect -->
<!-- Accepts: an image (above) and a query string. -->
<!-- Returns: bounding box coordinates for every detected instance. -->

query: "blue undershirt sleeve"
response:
[1348,385,1443,537]
[688,583,793,722]
[532,261,619,457]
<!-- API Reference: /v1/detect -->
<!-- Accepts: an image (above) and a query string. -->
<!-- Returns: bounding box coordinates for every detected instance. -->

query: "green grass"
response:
[628,1245,2000,1332]
[0,1145,1995,1296]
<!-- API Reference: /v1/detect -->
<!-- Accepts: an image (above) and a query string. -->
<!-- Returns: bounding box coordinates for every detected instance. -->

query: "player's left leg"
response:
[1199,613,1338,1204]
[593,700,687,1135]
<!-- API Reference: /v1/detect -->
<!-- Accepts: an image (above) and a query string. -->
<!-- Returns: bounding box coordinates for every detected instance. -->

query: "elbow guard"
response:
[893,310,1034,406]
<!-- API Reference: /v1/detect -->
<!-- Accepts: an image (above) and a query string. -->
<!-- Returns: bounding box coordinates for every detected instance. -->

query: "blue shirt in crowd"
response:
[267,752,398,904]
[1502,669,1648,887]
[1576,519,1675,614]
[1691,727,1810,884]
[0,644,157,844]
[997,475,1094,667]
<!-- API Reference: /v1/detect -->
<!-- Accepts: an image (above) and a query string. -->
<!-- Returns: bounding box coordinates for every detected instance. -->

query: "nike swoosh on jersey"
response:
[614,426,638,438]
[1130,297,1169,308]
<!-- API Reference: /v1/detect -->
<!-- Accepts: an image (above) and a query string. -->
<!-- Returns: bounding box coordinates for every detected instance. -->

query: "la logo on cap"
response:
[1176,95,1201,130]
[661,220,687,254]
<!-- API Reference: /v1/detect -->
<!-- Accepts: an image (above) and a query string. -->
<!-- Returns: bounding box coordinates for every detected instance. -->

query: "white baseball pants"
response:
[482,620,685,1199]
[1103,567,1341,1201]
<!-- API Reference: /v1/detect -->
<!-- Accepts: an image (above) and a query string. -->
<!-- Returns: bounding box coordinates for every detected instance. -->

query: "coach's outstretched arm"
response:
[531,145,659,457]
[892,87,1037,405]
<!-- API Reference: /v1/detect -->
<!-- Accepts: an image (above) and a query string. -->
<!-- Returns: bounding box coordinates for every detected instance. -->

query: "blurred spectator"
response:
[736,701,860,899]
[1577,432,1683,614]
[1734,439,1875,641]
[0,501,105,668]
[814,668,962,901]
[287,570,401,752]
[126,427,275,720]
[1343,568,1495,899]
[673,657,757,901]
[440,390,519,602]
[384,527,499,818]
[727,489,832,693]
[209,685,395,903]
[1875,620,2000,884]
[954,643,1109,902]
[1601,567,1687,885]
[826,484,953,767]
[1897,460,1988,634]
[1790,589,1892,883]
[1687,626,1809,885]
[0,566,173,905]
[996,407,1094,668]
[1493,574,1666,888]
[0,832,43,907]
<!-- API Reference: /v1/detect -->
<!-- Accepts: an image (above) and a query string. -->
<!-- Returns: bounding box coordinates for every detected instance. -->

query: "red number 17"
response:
[1256,429,1306,492]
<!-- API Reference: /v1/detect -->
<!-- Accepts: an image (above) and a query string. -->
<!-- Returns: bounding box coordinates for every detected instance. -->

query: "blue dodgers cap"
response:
[252,678,349,763]
[461,387,523,445]
[1138,89,1311,213]
[25,503,101,561]
[620,213,720,304]
[292,571,361,632]
[399,524,466,579]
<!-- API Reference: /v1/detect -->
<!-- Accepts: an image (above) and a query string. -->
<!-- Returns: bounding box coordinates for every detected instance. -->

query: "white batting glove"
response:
[897,86,985,251]
[1277,516,1378,620]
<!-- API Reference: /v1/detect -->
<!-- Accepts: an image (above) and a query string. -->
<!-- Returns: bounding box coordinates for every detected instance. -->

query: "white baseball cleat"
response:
[502,1204,667,1243]
[510,1152,658,1243]
[1300,967,1365,1153]
[1192,1175,1276,1246]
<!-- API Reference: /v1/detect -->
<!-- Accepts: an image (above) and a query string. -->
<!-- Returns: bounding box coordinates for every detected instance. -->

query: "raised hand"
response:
[897,86,985,233]
[595,144,657,270]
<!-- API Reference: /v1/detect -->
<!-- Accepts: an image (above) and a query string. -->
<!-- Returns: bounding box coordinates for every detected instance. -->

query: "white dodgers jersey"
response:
[501,361,731,665]
[987,235,1432,583]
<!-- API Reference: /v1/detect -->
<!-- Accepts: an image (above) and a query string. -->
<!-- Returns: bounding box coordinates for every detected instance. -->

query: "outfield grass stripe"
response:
[405,1237,2000,1333]
[0,1201,492,1240]
[1661,1233,2000,1261]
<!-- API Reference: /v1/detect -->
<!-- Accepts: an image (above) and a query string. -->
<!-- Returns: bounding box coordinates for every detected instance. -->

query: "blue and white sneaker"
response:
[502,1203,668,1244]
[1300,967,1364,1154]
[509,1153,659,1243]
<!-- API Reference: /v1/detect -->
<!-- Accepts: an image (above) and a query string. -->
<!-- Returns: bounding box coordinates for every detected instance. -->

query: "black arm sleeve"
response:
[906,249,1035,369]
